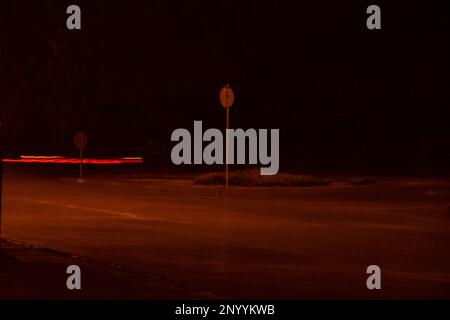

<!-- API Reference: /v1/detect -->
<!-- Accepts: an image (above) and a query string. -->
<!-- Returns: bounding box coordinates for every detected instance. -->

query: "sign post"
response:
[219,84,235,189]
[0,149,2,247]
[74,132,88,182]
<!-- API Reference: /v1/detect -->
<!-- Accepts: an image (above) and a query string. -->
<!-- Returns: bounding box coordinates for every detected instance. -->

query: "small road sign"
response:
[74,132,88,150]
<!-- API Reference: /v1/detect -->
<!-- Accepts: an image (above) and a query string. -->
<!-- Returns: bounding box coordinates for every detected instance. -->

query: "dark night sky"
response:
[1,0,449,173]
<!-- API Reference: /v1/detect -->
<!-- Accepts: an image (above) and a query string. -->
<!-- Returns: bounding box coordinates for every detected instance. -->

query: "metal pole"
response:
[0,0,4,246]
[0,150,3,244]
[79,138,83,180]
[225,89,229,189]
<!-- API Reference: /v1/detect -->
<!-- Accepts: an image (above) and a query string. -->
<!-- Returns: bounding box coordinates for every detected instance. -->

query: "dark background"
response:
[0,0,449,174]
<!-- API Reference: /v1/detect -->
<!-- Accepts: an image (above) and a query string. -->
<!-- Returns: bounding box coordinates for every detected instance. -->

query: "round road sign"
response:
[74,132,88,150]
[220,84,234,109]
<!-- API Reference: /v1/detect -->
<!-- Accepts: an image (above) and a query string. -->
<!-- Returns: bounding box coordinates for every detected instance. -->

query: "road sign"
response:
[74,132,88,150]
[220,84,234,109]
[220,84,234,189]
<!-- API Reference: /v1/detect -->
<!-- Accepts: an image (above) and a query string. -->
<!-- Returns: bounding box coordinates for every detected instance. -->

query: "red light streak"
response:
[2,156,143,164]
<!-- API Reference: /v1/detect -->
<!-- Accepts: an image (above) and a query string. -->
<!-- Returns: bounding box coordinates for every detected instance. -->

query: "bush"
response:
[194,170,331,187]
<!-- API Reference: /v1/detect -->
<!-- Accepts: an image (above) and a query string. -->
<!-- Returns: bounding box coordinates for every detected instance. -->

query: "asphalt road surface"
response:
[2,165,450,299]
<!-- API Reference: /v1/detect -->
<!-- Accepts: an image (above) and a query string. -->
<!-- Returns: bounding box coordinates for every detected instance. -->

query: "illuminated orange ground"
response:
[2,165,450,299]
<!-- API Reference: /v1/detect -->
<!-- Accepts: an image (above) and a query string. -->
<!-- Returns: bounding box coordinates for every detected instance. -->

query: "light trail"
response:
[2,156,143,164]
